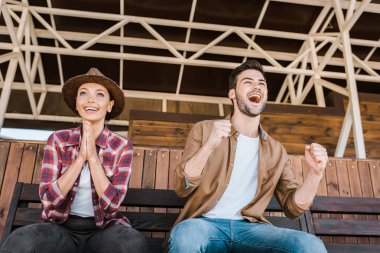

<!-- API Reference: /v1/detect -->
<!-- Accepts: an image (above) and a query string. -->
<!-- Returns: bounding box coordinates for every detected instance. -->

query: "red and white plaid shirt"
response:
[39,125,133,228]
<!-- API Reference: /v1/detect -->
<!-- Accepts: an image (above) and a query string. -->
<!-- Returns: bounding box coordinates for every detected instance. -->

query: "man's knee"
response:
[168,219,212,252]
[292,232,327,253]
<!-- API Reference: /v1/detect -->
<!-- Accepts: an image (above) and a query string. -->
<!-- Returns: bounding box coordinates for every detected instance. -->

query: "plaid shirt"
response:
[39,125,133,228]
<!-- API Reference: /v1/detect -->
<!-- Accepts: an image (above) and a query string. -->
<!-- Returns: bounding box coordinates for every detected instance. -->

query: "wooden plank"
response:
[357,160,379,244]
[316,159,330,243]
[18,144,38,183]
[29,144,44,209]
[167,150,182,216]
[313,218,380,237]
[325,159,345,243]
[368,160,380,244]
[369,161,380,199]
[130,136,187,148]
[347,160,369,244]
[335,158,356,244]
[152,149,169,239]
[326,243,380,253]
[141,149,157,237]
[1,183,23,241]
[32,144,44,184]
[0,142,11,194]
[0,142,24,239]
[142,149,157,190]
[126,147,144,212]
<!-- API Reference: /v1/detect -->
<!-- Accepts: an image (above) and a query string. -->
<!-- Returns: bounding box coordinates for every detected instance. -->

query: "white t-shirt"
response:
[204,134,259,220]
[70,162,95,217]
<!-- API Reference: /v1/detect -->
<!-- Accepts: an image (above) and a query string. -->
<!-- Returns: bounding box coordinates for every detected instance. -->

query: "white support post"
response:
[335,101,353,157]
[308,37,325,107]
[279,4,331,104]
[119,0,124,89]
[242,0,270,63]
[29,8,73,49]
[218,103,224,117]
[3,4,38,116]
[47,0,64,85]
[341,31,366,158]
[28,15,48,114]
[0,51,17,63]
[0,59,18,128]
[236,30,282,68]
[285,75,297,104]
[333,0,367,158]
[162,99,167,113]
[176,0,197,95]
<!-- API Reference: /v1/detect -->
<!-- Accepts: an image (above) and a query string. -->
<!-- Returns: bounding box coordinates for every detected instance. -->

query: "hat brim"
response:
[62,74,125,120]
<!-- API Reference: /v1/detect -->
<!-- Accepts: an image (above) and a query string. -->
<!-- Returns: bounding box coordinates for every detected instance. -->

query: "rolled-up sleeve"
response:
[39,133,66,209]
[99,143,133,214]
[174,123,204,198]
[274,153,307,219]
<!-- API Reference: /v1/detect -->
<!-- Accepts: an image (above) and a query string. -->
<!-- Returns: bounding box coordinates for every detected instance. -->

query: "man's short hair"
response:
[228,60,266,90]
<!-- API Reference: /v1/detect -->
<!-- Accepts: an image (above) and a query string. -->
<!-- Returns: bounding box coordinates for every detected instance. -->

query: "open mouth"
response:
[84,106,99,112]
[248,92,262,103]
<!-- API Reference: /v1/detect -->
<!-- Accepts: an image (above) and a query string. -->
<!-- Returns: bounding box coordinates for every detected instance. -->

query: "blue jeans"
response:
[168,218,327,253]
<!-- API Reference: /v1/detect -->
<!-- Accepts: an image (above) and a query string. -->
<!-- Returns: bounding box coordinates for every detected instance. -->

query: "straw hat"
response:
[62,68,125,120]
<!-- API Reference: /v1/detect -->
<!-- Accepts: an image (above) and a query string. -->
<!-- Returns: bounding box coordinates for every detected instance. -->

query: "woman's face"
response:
[76,82,114,123]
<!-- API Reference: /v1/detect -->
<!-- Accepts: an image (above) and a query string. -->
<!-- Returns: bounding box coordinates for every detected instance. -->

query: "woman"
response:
[0,68,148,253]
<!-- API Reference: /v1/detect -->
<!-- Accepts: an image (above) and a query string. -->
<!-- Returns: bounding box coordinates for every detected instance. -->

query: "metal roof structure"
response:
[0,0,379,158]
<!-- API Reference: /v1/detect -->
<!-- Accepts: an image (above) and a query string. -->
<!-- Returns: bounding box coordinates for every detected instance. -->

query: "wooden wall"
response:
[129,93,380,158]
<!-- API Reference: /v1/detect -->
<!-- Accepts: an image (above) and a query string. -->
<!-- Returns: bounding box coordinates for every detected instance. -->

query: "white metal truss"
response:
[0,0,379,158]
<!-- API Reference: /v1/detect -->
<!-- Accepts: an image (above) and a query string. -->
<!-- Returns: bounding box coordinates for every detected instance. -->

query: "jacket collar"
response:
[225,114,267,140]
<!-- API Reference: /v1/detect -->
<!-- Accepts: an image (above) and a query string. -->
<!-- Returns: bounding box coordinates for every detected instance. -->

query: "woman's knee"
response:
[88,225,148,253]
[0,223,71,253]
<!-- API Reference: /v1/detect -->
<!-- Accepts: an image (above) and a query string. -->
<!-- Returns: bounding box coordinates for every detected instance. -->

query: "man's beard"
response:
[235,92,266,117]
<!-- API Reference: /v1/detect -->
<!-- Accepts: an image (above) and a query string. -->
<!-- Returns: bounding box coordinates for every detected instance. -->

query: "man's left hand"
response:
[305,143,328,176]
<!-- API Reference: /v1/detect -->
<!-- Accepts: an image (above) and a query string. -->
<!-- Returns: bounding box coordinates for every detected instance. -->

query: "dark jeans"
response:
[0,216,148,253]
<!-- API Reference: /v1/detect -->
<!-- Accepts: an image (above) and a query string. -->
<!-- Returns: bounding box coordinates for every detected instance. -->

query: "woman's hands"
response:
[79,120,98,163]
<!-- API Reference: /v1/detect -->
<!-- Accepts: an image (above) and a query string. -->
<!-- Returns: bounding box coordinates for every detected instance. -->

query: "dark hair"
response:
[228,60,266,90]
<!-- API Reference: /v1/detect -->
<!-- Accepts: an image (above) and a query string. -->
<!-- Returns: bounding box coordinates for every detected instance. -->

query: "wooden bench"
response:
[1,182,310,253]
[1,142,380,251]
[308,195,380,253]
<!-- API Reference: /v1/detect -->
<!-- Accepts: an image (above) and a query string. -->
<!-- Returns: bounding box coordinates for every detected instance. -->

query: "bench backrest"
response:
[309,195,380,253]
[2,182,310,252]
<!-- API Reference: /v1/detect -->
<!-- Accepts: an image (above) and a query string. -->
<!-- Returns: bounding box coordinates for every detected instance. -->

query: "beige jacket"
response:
[173,117,308,227]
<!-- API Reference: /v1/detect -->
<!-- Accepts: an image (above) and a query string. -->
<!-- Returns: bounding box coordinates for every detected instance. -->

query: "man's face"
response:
[229,69,268,117]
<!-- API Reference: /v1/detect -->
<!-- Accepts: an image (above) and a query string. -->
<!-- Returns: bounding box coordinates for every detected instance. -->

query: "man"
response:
[168,60,328,253]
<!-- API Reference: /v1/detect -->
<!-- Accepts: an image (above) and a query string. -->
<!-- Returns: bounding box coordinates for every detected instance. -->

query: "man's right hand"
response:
[205,120,231,150]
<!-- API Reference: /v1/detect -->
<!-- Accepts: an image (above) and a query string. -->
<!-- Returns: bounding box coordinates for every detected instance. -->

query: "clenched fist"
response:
[205,120,231,150]
[305,143,328,176]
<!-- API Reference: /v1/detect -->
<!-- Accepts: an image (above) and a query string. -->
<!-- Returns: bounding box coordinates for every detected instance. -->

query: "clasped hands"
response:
[78,120,98,163]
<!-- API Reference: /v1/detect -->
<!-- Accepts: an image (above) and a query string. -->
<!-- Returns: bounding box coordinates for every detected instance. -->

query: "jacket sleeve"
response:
[174,122,205,198]
[274,149,309,219]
